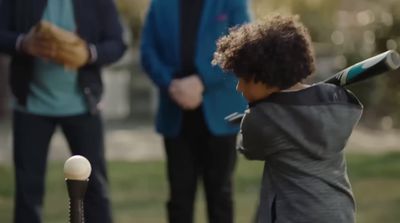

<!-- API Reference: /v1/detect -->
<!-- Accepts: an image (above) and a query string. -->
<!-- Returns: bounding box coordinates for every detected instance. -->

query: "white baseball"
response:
[64,155,92,180]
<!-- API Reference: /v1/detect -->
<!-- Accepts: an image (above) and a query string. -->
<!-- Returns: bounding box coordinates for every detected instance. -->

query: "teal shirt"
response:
[26,0,87,116]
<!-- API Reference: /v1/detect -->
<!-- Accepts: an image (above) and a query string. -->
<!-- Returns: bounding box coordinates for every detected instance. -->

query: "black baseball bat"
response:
[322,50,400,86]
[226,50,400,124]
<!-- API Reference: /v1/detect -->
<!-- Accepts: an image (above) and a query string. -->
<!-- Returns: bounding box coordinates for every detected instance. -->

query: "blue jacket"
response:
[141,0,250,137]
[0,0,126,114]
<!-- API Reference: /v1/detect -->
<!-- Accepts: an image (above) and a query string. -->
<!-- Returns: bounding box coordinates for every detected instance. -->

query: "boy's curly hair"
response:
[212,15,315,89]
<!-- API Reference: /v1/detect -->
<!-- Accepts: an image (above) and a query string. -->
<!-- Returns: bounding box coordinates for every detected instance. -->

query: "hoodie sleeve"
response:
[238,107,290,160]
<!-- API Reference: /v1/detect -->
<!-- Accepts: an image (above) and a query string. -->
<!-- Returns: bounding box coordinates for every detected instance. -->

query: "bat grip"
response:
[69,198,85,223]
[225,112,245,125]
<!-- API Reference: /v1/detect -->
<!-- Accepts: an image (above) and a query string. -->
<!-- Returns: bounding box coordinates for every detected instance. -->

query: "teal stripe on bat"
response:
[346,65,364,81]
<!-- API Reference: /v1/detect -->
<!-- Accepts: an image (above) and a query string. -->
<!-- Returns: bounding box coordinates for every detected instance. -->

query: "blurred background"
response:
[1,0,400,222]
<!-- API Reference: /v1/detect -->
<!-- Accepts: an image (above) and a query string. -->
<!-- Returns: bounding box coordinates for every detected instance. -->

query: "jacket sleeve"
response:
[0,0,22,55]
[90,0,127,66]
[140,2,174,91]
[229,0,251,27]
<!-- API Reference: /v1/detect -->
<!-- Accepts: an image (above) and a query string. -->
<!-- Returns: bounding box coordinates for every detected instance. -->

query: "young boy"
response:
[213,15,363,223]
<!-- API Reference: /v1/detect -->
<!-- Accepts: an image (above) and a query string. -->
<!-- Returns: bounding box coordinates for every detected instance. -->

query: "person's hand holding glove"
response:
[20,23,57,60]
[25,20,90,69]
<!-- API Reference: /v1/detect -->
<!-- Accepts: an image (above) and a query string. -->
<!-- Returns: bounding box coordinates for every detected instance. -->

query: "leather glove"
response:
[34,20,90,69]
[21,24,57,59]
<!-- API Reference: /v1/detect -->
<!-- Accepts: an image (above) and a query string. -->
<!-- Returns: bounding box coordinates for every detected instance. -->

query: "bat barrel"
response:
[323,50,400,86]
[386,50,400,70]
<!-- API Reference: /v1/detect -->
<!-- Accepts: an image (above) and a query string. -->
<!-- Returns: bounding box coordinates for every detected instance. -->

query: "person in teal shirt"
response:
[0,0,126,222]
[141,0,250,222]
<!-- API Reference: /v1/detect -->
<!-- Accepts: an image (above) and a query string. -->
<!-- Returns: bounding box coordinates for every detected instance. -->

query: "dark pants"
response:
[164,109,237,223]
[12,110,112,223]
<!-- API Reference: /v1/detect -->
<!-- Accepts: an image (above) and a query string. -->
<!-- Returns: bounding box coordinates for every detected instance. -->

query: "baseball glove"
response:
[34,20,90,69]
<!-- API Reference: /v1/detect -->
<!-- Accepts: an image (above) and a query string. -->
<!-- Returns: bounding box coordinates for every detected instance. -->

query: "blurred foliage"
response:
[115,0,150,46]
[115,0,400,128]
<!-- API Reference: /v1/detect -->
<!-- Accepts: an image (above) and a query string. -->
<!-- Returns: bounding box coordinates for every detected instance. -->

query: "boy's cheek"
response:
[236,86,250,101]
[241,92,251,102]
[241,92,255,103]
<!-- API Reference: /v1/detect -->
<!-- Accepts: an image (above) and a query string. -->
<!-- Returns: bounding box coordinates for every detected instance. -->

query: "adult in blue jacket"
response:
[141,0,250,222]
[0,0,126,222]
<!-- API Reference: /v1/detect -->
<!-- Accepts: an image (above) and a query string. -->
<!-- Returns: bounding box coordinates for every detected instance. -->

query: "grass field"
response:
[1,153,400,223]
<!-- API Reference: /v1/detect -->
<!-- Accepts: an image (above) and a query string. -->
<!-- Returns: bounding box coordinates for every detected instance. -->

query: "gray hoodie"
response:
[239,83,363,223]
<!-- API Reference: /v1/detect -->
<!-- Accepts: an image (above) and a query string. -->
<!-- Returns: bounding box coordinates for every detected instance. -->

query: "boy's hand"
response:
[169,75,204,110]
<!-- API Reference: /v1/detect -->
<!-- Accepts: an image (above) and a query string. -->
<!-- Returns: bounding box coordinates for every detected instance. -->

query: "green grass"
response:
[1,153,400,223]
